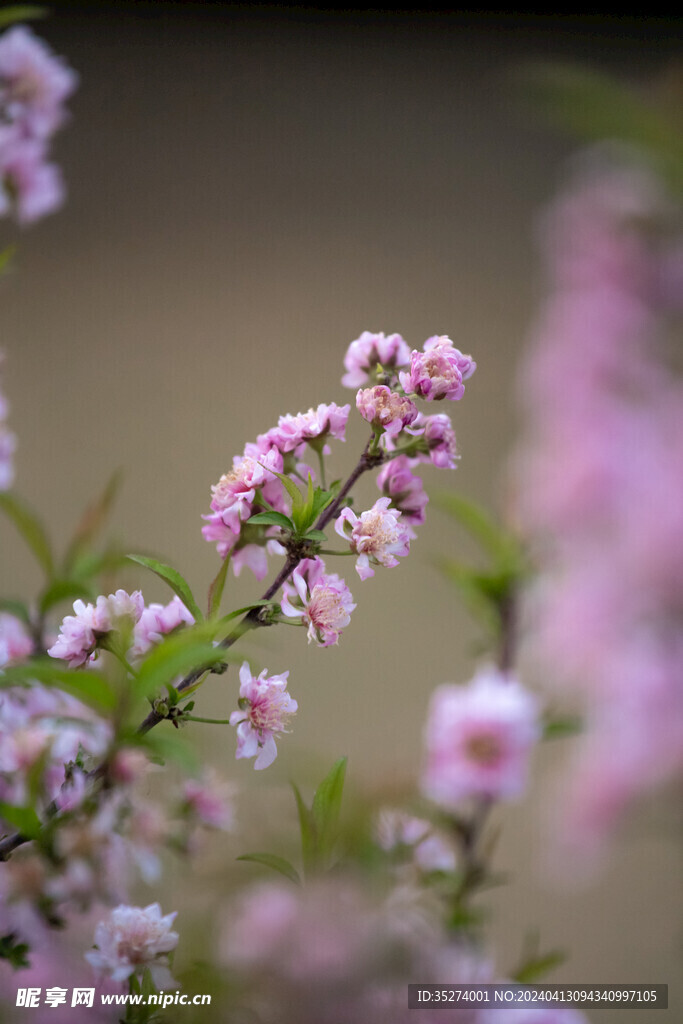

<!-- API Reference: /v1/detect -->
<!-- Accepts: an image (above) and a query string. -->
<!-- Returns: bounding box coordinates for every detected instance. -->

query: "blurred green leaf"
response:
[63,469,122,573]
[136,729,200,774]
[543,715,583,740]
[0,801,41,839]
[236,852,301,885]
[0,6,46,30]
[0,493,54,579]
[0,244,15,274]
[39,579,94,617]
[218,600,272,626]
[0,933,31,969]
[439,559,502,633]
[134,628,227,701]
[127,554,203,623]
[517,62,683,194]
[311,756,347,868]
[433,492,520,568]
[291,781,316,878]
[0,598,31,625]
[0,659,117,713]
[513,949,567,984]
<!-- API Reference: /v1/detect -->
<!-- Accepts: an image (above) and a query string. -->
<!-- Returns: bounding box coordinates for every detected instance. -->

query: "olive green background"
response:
[1,7,680,1019]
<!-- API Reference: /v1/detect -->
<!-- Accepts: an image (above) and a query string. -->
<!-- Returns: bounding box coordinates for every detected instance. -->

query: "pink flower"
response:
[281,557,356,646]
[48,590,144,667]
[356,385,419,437]
[376,456,428,534]
[418,413,460,469]
[0,612,33,666]
[183,770,236,830]
[342,330,412,388]
[0,26,77,139]
[230,662,298,770]
[132,595,194,659]
[375,810,457,874]
[208,446,284,535]
[0,135,64,224]
[335,496,411,580]
[421,667,541,809]
[399,336,476,402]
[85,903,179,984]
[259,402,350,454]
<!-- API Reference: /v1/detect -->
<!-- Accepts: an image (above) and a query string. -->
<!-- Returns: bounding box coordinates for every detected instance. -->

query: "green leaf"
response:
[439,559,501,633]
[264,466,304,511]
[133,624,229,701]
[236,853,301,885]
[126,554,203,623]
[304,529,327,543]
[0,598,31,625]
[517,62,683,196]
[543,715,583,740]
[0,660,118,713]
[39,579,94,617]
[311,756,347,867]
[513,949,566,984]
[0,492,54,579]
[63,469,123,573]
[0,802,41,839]
[0,933,31,969]
[0,6,46,30]
[218,600,272,625]
[207,554,230,619]
[310,485,334,520]
[136,729,200,774]
[0,244,15,274]
[433,492,519,567]
[291,781,317,878]
[246,511,294,531]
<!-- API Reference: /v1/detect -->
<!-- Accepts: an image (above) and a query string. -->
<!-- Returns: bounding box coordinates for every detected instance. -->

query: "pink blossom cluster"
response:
[281,556,356,646]
[202,402,349,579]
[0,352,16,490]
[421,666,541,810]
[48,590,195,668]
[48,590,145,667]
[0,680,110,813]
[0,26,77,224]
[85,902,178,987]
[512,155,683,861]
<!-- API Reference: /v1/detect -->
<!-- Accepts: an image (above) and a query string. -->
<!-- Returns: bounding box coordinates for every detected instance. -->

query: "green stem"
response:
[316,448,327,489]
[184,715,232,725]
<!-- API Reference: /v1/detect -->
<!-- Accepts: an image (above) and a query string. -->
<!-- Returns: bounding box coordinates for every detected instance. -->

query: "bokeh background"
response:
[1,5,681,1020]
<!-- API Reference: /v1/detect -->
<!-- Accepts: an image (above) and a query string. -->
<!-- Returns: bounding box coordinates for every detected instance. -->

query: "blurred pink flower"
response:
[131,595,194,659]
[377,455,428,534]
[421,667,541,809]
[0,26,77,139]
[85,902,178,985]
[0,612,33,666]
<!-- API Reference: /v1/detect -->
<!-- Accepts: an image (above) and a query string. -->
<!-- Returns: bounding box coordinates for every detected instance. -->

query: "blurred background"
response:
[1,4,681,1020]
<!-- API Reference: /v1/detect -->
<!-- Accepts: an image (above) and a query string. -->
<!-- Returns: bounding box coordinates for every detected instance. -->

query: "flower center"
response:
[465,733,502,766]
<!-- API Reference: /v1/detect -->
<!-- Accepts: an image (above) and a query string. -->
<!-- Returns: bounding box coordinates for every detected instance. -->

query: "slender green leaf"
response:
[68,545,128,582]
[311,756,347,866]
[39,579,94,617]
[264,466,304,510]
[237,853,301,885]
[291,781,317,878]
[433,492,518,566]
[207,555,230,619]
[0,6,46,30]
[0,244,15,274]
[63,469,123,572]
[134,633,226,701]
[0,598,31,625]
[246,511,294,531]
[543,715,583,740]
[0,659,117,713]
[304,529,327,543]
[218,600,272,625]
[126,554,203,623]
[0,493,54,579]
[514,950,566,984]
[439,559,500,633]
[0,802,41,839]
